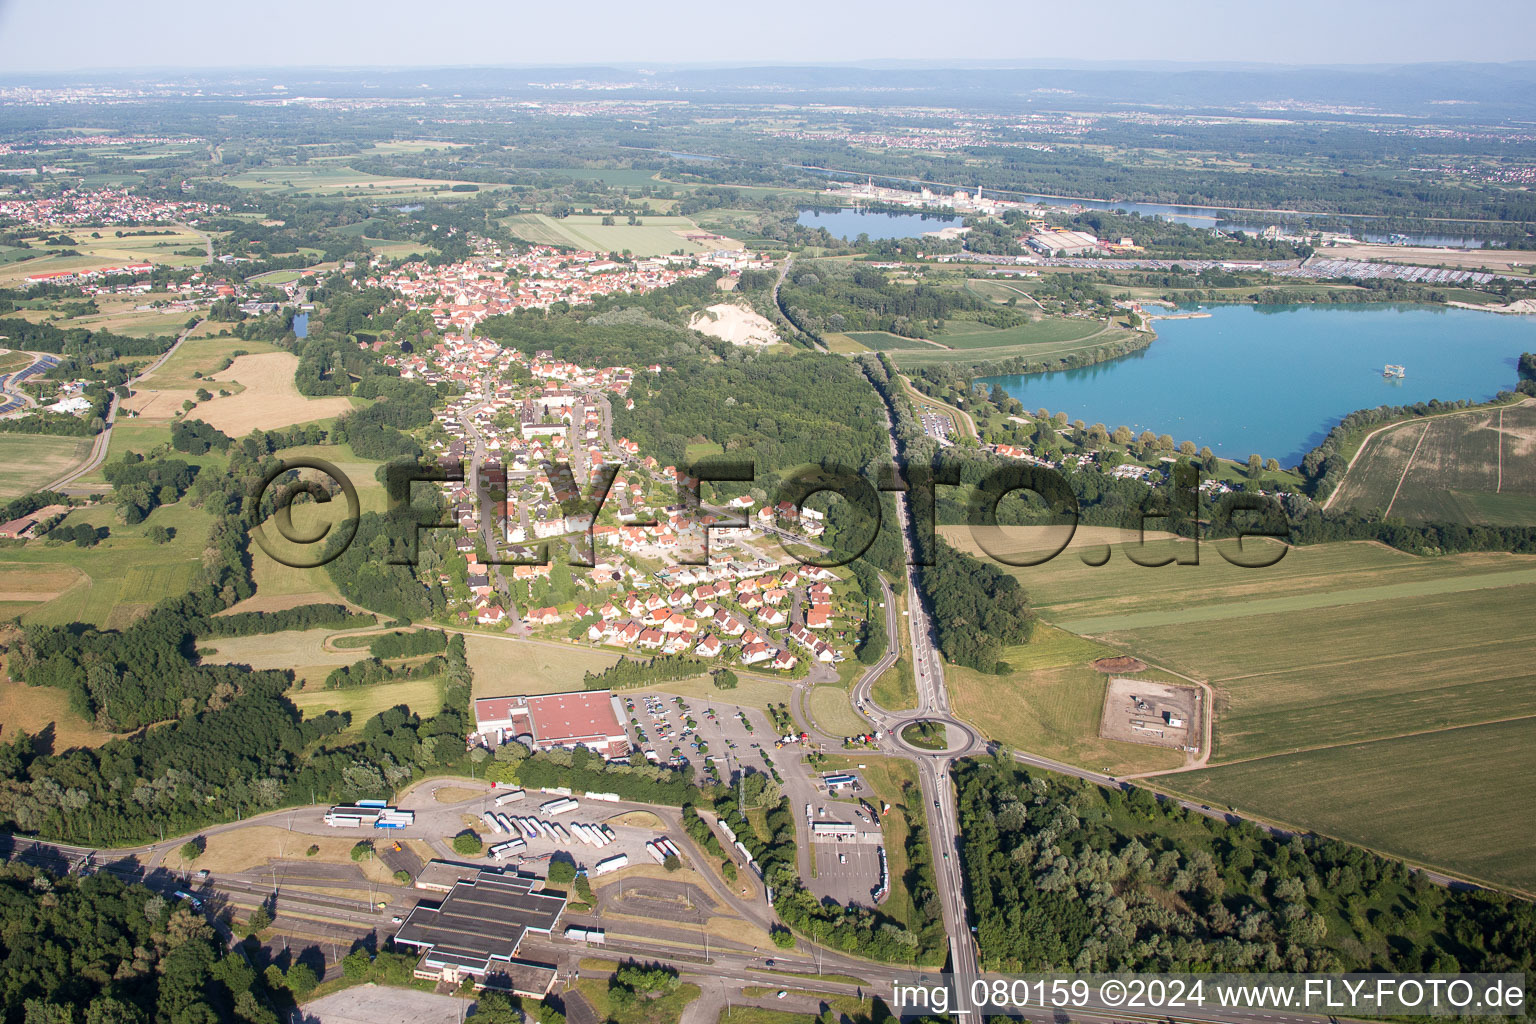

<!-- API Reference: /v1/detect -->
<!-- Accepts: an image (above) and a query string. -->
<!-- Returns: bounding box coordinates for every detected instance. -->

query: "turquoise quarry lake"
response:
[979,304,1536,465]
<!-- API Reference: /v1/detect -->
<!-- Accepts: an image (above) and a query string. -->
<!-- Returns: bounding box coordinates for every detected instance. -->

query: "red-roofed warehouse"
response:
[473,689,630,759]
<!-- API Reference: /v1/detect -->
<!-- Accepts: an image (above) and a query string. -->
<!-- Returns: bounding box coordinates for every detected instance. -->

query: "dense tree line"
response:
[320,504,446,623]
[366,628,447,659]
[501,747,698,805]
[102,454,197,523]
[779,264,1020,339]
[617,351,890,483]
[0,490,69,523]
[859,354,1034,671]
[197,603,373,639]
[478,306,718,369]
[0,317,175,361]
[0,864,283,1024]
[328,376,437,463]
[583,654,708,690]
[324,654,445,690]
[956,757,1536,976]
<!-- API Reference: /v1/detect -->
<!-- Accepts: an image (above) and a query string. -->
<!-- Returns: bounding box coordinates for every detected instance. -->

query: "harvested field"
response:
[465,635,623,698]
[0,667,125,750]
[186,352,355,434]
[1333,401,1536,525]
[987,525,1536,889]
[1323,243,1535,275]
[0,435,96,498]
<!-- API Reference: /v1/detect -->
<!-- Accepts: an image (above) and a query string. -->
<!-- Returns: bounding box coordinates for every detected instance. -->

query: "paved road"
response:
[43,317,205,492]
[458,397,527,636]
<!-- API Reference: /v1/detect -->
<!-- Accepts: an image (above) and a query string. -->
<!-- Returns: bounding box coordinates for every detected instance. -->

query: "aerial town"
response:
[0,16,1533,1024]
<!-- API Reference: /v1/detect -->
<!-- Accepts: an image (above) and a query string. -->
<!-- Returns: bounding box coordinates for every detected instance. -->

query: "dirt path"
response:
[1322,397,1535,512]
[45,318,206,492]
[1382,421,1431,520]
[1498,406,1505,492]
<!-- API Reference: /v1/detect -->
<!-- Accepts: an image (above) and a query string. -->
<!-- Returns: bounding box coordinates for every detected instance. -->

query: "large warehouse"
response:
[393,869,566,995]
[473,689,630,759]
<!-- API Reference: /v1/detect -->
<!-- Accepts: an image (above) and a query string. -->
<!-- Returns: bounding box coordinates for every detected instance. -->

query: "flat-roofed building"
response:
[393,869,565,996]
[473,689,630,758]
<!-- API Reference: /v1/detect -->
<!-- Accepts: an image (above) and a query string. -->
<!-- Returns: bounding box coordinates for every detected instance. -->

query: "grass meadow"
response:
[0,435,96,499]
[500,213,736,256]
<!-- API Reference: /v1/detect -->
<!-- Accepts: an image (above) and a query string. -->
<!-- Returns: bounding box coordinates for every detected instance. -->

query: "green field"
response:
[807,684,867,736]
[500,213,728,256]
[948,624,1184,775]
[0,228,208,284]
[947,524,1536,890]
[1332,401,1536,525]
[0,435,95,499]
[843,331,939,352]
[1168,718,1536,891]
[536,167,667,187]
[883,319,1123,368]
[0,350,35,374]
[218,165,504,200]
[932,317,1106,350]
[287,675,446,731]
[141,334,283,390]
[466,636,623,698]
[0,499,213,629]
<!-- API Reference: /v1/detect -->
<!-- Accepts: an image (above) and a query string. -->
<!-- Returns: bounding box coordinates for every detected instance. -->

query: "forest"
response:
[0,864,283,1024]
[956,757,1536,978]
[779,264,1024,340]
[858,354,1035,670]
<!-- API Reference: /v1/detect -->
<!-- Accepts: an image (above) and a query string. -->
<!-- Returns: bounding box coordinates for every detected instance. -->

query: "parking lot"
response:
[621,691,786,786]
[453,793,676,877]
[812,842,883,905]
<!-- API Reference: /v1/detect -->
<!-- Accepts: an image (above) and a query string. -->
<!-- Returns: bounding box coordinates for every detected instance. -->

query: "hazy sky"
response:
[1,0,1533,73]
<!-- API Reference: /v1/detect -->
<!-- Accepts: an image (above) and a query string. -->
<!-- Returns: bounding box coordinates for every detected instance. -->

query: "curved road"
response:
[43,318,205,492]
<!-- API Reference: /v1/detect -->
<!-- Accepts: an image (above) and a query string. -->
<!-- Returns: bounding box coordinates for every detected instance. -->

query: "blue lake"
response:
[797,207,961,241]
[292,312,308,338]
[980,304,1536,465]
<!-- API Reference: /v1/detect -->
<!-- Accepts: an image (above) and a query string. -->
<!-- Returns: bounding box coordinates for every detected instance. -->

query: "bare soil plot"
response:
[1100,677,1200,751]
[688,303,780,347]
[1324,243,1535,274]
[165,824,398,883]
[200,627,362,684]
[186,352,355,434]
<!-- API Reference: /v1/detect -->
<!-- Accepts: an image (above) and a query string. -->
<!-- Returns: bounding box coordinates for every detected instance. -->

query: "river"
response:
[979,304,1536,466]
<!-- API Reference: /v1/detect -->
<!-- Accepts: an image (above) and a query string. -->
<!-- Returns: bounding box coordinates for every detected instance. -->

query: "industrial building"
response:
[1026,228,1101,256]
[393,869,566,996]
[473,689,630,759]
